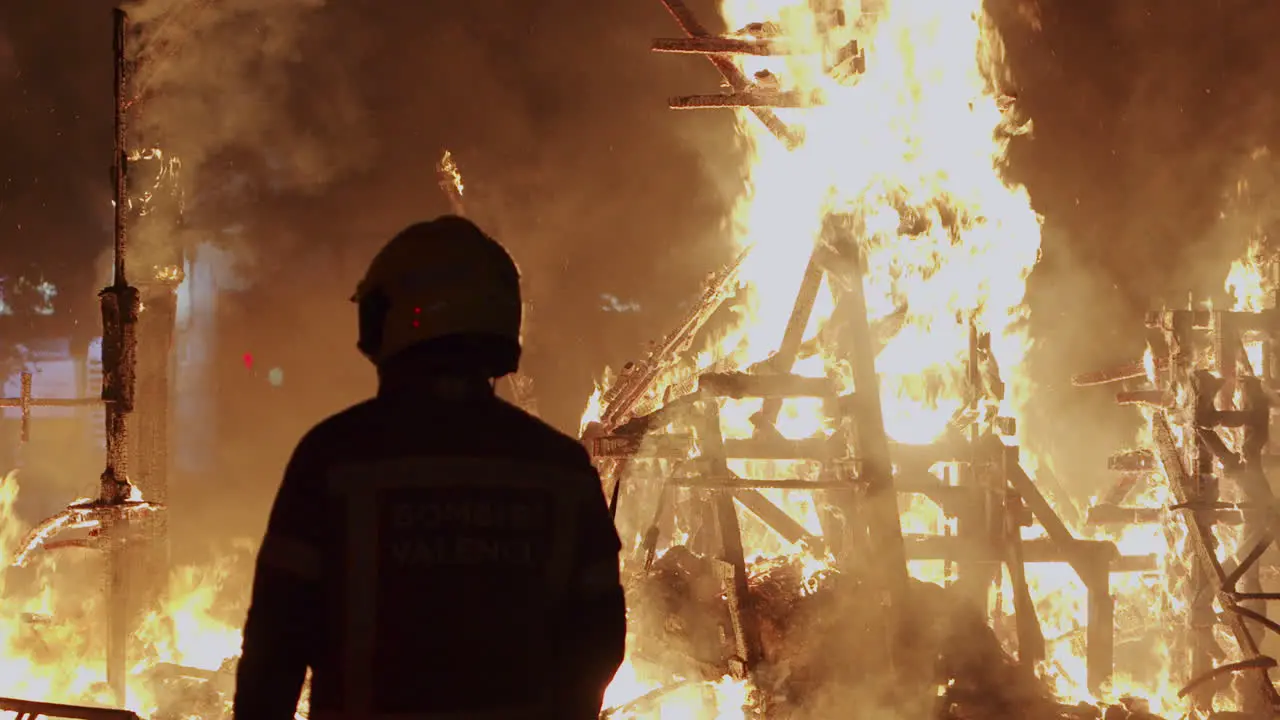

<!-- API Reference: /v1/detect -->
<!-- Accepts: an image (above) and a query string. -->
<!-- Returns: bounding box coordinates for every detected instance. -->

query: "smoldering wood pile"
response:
[622,546,1162,720]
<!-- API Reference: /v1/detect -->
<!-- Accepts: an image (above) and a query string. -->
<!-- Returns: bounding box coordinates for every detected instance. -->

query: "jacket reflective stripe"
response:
[257,533,323,580]
[325,456,585,718]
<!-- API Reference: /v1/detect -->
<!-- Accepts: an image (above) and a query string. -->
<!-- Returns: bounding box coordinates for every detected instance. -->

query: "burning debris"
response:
[587,0,1170,717]
[624,545,1068,720]
[1074,245,1280,715]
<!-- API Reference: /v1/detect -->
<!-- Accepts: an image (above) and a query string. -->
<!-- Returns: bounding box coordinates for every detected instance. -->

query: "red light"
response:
[243,352,254,370]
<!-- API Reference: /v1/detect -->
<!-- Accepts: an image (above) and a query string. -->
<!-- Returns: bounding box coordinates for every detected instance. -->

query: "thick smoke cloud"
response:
[993,0,1280,496]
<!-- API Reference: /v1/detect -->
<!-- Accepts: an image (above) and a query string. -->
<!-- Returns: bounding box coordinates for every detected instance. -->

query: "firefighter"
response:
[233,216,627,720]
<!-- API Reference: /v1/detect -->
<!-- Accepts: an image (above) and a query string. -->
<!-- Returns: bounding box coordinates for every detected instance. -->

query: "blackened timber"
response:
[0,370,108,443]
[757,250,827,428]
[132,277,179,621]
[1083,561,1115,695]
[1001,448,1099,589]
[699,372,834,399]
[1087,503,1244,526]
[1072,359,1167,386]
[1115,390,1168,406]
[588,433,694,459]
[903,535,1118,564]
[670,92,808,109]
[1108,449,1156,471]
[1224,533,1273,592]
[698,401,764,677]
[723,437,830,460]
[1146,308,1280,333]
[829,233,913,673]
[1004,483,1046,666]
[1232,373,1272,718]
[104,10,135,706]
[732,489,818,546]
[671,476,850,490]
[652,36,790,55]
[655,0,801,148]
[598,248,748,430]
[1150,412,1280,707]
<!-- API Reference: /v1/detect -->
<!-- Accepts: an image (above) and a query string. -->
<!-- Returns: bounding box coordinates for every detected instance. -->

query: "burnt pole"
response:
[100,7,142,706]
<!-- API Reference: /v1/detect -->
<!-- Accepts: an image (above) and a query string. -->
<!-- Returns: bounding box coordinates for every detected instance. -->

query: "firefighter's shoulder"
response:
[489,400,596,470]
[281,399,382,474]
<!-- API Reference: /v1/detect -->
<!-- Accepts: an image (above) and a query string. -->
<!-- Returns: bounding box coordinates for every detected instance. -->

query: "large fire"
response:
[0,1,1272,719]
[590,0,1043,714]
[587,1,1267,719]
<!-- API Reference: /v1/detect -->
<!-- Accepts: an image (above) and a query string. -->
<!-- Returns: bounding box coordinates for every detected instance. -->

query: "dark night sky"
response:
[2,0,1280,501]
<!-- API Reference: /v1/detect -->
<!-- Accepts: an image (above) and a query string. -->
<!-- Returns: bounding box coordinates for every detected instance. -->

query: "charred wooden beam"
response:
[698,372,834,399]
[1151,412,1280,708]
[1107,449,1156,472]
[1087,503,1244,526]
[1147,308,1280,333]
[588,433,694,459]
[756,251,827,430]
[723,437,830,460]
[655,0,802,148]
[598,248,749,430]
[903,535,1118,564]
[670,92,808,109]
[1001,448,1098,587]
[0,371,108,443]
[1115,390,1169,406]
[652,36,790,55]
[732,489,819,547]
[698,402,764,679]
[671,476,849,490]
[1072,358,1167,386]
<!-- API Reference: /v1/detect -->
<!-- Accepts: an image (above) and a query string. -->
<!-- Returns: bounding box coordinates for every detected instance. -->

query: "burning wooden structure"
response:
[1076,289,1280,716]
[582,1,1163,715]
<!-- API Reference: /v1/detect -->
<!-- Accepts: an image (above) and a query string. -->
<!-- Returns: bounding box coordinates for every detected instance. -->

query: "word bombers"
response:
[384,493,552,569]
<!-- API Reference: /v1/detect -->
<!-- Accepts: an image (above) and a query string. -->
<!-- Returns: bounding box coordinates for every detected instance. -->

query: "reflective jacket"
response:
[233,373,627,720]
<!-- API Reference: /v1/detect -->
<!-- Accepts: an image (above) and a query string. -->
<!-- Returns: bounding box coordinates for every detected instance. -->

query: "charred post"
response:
[101,8,142,706]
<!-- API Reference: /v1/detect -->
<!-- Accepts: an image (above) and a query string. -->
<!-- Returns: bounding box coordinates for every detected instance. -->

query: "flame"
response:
[588,0,1050,711]
[437,150,464,198]
[0,471,248,717]
[1226,237,1270,313]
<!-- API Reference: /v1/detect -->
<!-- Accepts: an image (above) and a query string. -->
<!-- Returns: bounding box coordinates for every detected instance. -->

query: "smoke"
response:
[123,0,370,194]
[0,32,14,81]
[982,0,1280,503]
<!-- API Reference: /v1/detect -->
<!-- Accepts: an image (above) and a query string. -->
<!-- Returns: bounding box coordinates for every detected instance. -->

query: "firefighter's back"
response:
[303,386,609,718]
[236,217,625,720]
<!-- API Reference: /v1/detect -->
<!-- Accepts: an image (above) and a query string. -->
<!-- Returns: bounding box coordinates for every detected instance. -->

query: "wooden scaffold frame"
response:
[582,0,1164,710]
[1077,291,1280,717]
